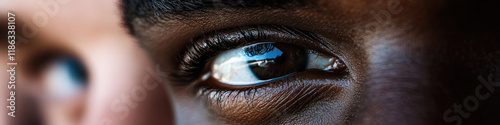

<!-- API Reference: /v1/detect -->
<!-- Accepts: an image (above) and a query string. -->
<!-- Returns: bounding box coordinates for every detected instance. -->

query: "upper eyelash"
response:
[174,25,326,82]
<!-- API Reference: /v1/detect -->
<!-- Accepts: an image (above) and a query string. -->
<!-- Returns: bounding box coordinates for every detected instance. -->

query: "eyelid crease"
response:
[175,25,331,82]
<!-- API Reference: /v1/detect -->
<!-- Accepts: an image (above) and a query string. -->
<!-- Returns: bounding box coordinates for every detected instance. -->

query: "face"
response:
[124,0,500,125]
[2,0,499,125]
[1,0,172,125]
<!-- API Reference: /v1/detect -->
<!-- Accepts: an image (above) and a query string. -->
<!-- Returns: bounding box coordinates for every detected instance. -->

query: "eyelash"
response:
[176,25,329,81]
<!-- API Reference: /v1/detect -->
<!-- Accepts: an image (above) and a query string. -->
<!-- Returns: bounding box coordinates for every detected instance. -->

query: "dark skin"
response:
[125,0,500,124]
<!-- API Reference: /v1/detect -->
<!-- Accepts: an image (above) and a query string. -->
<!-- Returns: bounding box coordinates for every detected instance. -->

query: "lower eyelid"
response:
[196,71,347,123]
[207,42,343,87]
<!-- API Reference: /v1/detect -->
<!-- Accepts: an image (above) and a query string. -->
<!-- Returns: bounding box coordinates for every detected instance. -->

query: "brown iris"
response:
[246,43,308,80]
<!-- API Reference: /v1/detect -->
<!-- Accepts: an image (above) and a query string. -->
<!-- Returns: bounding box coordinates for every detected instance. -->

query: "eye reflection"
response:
[210,42,345,85]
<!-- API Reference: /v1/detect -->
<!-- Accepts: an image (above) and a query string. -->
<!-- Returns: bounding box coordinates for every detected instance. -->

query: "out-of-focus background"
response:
[1,0,173,125]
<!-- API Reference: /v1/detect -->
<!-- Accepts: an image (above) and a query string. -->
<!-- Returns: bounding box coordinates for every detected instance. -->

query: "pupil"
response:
[244,43,307,80]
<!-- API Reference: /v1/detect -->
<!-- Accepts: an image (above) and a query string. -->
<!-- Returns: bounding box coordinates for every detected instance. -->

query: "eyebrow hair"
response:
[122,0,313,34]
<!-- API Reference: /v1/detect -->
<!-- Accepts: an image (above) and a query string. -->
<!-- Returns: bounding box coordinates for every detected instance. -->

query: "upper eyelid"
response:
[175,25,333,82]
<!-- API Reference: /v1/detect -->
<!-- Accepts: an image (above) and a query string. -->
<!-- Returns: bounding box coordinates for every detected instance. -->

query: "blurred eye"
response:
[43,56,88,98]
[211,42,345,85]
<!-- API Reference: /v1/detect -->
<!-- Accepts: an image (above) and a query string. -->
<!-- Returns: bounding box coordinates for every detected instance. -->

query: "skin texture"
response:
[126,0,500,125]
[1,0,173,125]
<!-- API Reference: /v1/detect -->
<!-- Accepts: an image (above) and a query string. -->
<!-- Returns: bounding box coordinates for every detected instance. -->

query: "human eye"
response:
[177,25,353,124]
[210,42,346,86]
[43,56,88,98]
[27,52,88,99]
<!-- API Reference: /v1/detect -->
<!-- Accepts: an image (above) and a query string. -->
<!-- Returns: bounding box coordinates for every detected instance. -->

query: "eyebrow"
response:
[122,0,313,34]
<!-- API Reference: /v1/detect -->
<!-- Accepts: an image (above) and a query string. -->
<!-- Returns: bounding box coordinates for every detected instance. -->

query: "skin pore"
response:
[123,0,500,125]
